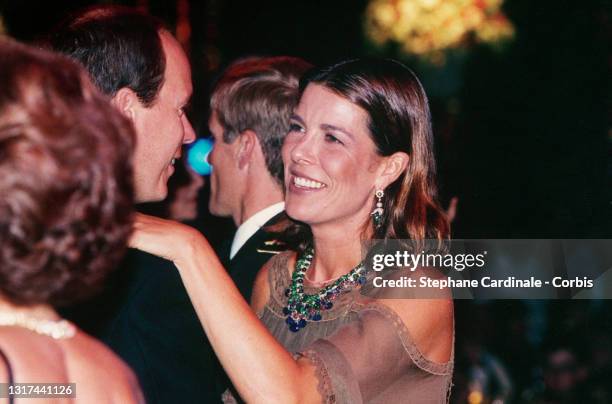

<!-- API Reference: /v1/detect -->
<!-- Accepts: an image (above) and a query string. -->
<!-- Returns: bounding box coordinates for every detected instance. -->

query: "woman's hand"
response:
[129,212,209,264]
[129,214,311,403]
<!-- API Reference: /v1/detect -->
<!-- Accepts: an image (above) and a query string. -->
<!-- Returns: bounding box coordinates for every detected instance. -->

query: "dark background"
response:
[1,1,610,402]
[1,0,609,239]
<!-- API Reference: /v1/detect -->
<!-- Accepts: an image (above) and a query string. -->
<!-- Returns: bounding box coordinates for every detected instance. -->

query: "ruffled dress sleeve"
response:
[260,251,454,404]
[297,303,453,404]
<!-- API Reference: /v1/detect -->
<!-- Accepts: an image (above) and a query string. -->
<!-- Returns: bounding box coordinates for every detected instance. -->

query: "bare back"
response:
[0,327,142,404]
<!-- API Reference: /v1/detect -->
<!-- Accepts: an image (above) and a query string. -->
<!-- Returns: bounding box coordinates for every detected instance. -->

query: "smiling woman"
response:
[283,84,381,229]
[281,59,450,249]
[129,58,454,403]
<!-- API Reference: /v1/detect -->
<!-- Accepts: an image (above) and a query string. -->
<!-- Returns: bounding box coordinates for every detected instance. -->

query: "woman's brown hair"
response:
[0,39,135,306]
[277,58,449,250]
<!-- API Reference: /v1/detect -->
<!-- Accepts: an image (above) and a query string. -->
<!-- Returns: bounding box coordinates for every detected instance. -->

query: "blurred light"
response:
[187,138,213,175]
[365,0,514,64]
[467,390,484,404]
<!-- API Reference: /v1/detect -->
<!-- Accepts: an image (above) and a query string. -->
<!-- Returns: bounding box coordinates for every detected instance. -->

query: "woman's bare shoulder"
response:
[0,329,68,381]
[251,251,295,314]
[378,290,454,365]
[62,331,143,403]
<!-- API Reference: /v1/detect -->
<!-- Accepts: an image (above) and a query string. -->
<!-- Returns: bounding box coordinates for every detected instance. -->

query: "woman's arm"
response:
[130,214,320,403]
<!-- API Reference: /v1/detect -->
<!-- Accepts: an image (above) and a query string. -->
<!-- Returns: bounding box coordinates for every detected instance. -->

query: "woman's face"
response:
[282,83,385,231]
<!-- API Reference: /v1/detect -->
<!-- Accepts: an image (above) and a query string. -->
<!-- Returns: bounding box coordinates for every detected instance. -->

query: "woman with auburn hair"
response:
[0,39,142,403]
[131,58,454,403]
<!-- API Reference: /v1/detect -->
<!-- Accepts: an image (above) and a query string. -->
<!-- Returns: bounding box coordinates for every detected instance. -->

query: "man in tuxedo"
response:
[48,6,222,403]
[207,56,311,302]
[205,56,311,401]
[51,11,309,399]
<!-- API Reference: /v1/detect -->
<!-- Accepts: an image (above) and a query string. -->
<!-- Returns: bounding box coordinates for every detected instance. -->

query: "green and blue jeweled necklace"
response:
[283,246,368,333]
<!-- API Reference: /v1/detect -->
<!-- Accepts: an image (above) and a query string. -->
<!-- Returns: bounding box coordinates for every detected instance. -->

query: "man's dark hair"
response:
[211,56,312,185]
[45,5,166,106]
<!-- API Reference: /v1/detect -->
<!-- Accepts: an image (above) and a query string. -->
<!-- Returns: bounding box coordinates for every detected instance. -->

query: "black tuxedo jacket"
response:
[224,211,287,304]
[64,214,285,404]
[101,249,220,404]
[61,216,221,403]
[213,212,287,399]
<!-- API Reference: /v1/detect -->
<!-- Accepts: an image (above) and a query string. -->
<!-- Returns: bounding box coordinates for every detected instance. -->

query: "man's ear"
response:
[111,87,139,121]
[376,152,409,189]
[236,130,258,170]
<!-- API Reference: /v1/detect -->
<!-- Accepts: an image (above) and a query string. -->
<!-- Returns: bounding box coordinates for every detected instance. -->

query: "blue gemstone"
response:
[324,302,333,310]
[298,319,307,328]
[289,324,300,332]
[282,307,290,315]
[312,313,322,321]
[286,317,295,325]
[358,276,366,285]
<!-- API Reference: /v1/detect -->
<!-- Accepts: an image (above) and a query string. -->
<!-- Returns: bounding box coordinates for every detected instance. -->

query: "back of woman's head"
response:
[301,58,449,242]
[0,39,135,306]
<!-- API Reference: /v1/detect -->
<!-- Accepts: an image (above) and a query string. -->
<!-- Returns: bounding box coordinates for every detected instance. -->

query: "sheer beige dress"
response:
[254,252,454,404]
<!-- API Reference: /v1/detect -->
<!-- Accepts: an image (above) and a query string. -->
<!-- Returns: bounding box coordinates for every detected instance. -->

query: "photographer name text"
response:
[372,276,594,289]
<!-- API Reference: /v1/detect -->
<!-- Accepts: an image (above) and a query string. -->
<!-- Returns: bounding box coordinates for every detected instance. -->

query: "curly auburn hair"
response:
[0,39,135,307]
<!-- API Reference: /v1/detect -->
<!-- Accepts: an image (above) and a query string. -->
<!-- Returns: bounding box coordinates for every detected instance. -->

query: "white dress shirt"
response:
[229,202,285,260]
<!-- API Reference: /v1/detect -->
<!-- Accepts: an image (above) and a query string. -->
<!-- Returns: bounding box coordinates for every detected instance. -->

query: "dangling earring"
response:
[371,189,384,229]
